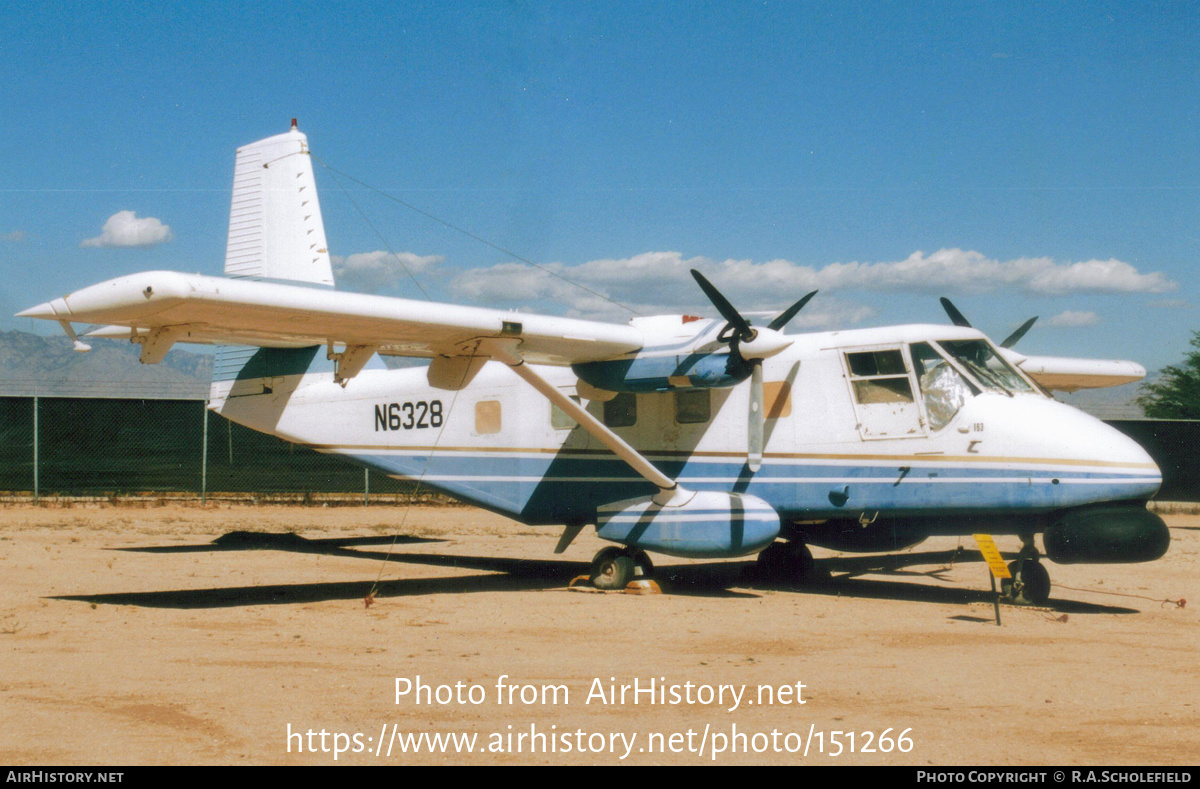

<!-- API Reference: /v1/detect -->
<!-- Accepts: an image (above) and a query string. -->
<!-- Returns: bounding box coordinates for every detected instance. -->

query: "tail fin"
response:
[212,122,335,407]
[224,120,335,286]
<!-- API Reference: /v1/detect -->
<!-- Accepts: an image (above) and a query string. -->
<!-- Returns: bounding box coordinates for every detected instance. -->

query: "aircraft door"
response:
[842,347,926,440]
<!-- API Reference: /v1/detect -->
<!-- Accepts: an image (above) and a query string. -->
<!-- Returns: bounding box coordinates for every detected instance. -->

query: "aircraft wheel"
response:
[591,547,635,590]
[1001,560,1051,605]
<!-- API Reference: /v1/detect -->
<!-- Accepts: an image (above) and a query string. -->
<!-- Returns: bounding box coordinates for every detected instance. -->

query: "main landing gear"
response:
[1001,534,1052,606]
[589,547,654,590]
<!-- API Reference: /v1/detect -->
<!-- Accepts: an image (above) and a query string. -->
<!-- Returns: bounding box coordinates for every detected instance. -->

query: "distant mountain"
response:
[0,330,213,399]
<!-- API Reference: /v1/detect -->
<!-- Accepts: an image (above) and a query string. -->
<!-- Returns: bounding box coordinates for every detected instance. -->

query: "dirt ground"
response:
[0,502,1195,766]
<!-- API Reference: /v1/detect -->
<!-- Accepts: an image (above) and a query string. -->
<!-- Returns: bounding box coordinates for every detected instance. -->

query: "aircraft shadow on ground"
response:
[51,532,1136,614]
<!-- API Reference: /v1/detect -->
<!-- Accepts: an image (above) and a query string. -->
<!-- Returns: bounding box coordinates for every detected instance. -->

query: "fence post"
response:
[32,396,39,504]
[201,401,208,505]
[364,467,370,506]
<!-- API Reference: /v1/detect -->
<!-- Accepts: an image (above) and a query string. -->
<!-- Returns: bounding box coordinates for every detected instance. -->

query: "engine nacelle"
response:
[1043,504,1170,564]
[596,491,780,558]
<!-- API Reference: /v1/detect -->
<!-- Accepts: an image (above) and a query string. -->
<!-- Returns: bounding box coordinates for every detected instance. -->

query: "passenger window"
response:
[603,392,637,427]
[846,350,914,404]
[674,389,710,424]
[475,400,501,434]
[550,395,581,430]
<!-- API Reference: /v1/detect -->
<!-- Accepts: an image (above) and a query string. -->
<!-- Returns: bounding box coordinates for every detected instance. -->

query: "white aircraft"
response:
[21,123,1169,604]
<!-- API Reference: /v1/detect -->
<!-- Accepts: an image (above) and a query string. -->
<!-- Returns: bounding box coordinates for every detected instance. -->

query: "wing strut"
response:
[487,342,690,506]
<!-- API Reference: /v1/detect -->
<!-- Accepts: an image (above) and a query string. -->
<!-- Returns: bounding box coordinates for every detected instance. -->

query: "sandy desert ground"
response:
[0,502,1195,766]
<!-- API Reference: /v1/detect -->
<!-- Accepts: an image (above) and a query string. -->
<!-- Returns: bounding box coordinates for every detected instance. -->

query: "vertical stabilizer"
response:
[224,121,335,286]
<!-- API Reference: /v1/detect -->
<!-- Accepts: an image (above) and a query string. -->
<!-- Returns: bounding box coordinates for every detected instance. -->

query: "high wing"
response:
[999,348,1146,392]
[19,122,1147,399]
[18,270,645,367]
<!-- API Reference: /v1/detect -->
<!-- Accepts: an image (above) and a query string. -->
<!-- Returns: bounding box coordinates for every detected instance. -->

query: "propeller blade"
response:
[748,361,764,472]
[767,290,818,332]
[940,297,1038,349]
[691,269,754,342]
[1000,316,1038,349]
[939,297,972,328]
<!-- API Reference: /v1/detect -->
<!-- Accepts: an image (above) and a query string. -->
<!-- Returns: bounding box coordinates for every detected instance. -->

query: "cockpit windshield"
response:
[906,339,1039,431]
[910,342,974,430]
[935,339,1035,395]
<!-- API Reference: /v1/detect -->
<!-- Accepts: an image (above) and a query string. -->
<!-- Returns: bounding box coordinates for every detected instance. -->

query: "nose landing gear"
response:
[1001,534,1051,605]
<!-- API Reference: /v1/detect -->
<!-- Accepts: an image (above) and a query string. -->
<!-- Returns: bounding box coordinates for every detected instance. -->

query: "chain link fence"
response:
[0,397,421,502]
[2,397,1197,503]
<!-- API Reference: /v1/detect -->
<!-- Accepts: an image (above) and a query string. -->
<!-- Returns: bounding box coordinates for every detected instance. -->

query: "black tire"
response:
[591,548,635,590]
[1001,560,1051,605]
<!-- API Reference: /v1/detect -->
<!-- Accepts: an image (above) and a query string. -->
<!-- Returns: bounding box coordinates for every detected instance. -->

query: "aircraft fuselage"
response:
[210,322,1161,554]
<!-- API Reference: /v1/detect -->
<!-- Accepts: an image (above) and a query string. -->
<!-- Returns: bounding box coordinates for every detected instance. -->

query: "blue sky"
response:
[2,1,1197,369]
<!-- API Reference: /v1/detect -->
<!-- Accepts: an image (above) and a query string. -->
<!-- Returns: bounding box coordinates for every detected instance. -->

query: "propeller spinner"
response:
[690,270,816,472]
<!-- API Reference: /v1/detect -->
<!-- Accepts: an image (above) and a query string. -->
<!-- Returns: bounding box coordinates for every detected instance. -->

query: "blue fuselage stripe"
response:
[330,449,1160,525]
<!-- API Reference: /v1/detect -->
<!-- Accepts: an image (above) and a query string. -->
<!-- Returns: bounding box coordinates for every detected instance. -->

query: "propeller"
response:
[939,297,1037,349]
[690,270,817,472]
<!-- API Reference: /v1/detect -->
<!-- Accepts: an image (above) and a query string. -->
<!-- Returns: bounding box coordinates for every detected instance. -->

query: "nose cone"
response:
[960,394,1161,501]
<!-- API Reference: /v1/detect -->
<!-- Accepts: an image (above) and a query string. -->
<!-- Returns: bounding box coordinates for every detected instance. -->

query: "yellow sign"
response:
[973,534,1012,579]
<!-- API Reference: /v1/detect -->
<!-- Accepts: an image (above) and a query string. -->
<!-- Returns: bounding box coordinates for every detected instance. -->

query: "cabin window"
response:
[674,389,710,424]
[845,349,914,404]
[603,392,637,427]
[475,400,502,434]
[550,395,581,430]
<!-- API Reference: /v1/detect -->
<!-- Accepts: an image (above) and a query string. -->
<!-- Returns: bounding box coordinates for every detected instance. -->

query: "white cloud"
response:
[81,211,173,248]
[332,251,443,293]
[448,248,1174,319]
[703,249,1174,296]
[1047,310,1101,328]
[1023,258,1173,295]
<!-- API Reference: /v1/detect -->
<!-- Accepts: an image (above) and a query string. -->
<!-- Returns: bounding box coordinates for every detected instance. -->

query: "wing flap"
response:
[19,270,644,365]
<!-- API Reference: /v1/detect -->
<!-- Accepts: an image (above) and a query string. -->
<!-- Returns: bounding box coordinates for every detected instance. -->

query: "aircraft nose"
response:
[1044,400,1162,499]
[966,394,1162,501]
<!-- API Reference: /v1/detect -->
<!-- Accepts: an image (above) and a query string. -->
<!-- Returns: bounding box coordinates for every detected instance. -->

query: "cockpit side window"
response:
[910,342,974,430]
[845,349,914,405]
